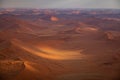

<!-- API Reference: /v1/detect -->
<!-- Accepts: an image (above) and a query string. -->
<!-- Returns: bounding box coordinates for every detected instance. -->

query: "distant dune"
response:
[0,9,120,80]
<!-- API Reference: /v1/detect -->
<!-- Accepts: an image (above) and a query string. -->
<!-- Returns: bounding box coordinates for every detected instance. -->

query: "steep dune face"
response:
[1,33,118,80]
[0,18,42,41]
[11,39,83,60]
[0,12,120,80]
[0,17,43,33]
[0,39,25,80]
[0,60,25,80]
[0,40,57,80]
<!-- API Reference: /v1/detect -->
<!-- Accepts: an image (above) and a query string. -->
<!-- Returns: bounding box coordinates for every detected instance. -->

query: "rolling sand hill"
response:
[0,10,120,80]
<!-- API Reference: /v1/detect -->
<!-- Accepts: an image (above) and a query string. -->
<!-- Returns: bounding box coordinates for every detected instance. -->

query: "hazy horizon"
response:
[0,0,120,9]
[0,1,120,80]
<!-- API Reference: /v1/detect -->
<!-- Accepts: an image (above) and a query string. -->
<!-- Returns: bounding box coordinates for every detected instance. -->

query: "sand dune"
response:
[11,39,84,60]
[0,9,120,80]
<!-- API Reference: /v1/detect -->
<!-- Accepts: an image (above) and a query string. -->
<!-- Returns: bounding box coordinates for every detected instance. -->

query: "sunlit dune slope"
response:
[0,15,120,80]
[11,39,84,60]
